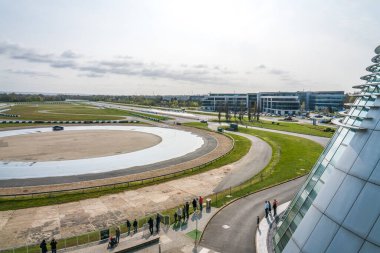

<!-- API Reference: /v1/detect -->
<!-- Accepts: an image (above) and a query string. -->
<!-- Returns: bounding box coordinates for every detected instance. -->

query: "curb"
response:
[199,174,307,243]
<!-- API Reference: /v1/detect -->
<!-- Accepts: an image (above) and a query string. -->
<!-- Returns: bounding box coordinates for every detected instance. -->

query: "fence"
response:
[0,133,234,252]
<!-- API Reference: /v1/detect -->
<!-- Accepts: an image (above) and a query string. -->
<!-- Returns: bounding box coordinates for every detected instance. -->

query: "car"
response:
[52,126,64,131]
[200,120,208,123]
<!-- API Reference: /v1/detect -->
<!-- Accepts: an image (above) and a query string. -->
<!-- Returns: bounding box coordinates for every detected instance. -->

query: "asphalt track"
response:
[200,176,307,253]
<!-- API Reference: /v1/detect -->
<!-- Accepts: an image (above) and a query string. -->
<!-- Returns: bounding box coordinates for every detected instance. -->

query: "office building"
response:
[201,91,345,115]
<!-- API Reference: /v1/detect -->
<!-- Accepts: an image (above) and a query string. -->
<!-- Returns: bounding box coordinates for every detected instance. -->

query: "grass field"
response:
[182,122,209,130]
[209,127,323,207]
[0,133,250,211]
[217,118,335,137]
[0,103,128,121]
[0,103,171,121]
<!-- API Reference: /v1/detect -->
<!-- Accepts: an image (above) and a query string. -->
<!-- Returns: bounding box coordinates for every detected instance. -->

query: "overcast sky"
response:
[0,0,379,95]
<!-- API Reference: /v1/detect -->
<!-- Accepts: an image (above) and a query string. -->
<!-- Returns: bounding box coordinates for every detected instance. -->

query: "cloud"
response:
[269,68,288,75]
[0,41,239,85]
[4,69,57,78]
[61,50,81,59]
[256,64,266,69]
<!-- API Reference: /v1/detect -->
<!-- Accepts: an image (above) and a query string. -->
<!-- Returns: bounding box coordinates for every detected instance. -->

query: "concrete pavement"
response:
[214,131,272,192]
[199,176,306,253]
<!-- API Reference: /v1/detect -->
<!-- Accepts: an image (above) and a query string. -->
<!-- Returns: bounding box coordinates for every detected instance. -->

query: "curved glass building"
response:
[273,45,380,253]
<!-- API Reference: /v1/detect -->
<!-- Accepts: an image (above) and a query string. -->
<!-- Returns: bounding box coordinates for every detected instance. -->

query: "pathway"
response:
[200,176,306,253]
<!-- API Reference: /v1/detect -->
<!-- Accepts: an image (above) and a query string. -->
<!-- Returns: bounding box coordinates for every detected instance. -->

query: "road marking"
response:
[222,225,230,229]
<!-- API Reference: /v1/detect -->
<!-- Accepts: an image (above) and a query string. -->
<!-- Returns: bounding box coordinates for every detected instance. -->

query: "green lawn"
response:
[0,103,128,121]
[210,127,323,207]
[0,133,250,211]
[182,122,209,130]
[218,118,335,138]
[0,103,171,122]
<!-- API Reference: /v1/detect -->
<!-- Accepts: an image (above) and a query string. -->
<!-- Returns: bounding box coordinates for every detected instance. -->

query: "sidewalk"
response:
[64,206,220,253]
[256,202,290,253]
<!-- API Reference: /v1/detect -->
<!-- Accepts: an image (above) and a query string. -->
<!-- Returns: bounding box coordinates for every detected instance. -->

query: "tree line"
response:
[0,93,201,108]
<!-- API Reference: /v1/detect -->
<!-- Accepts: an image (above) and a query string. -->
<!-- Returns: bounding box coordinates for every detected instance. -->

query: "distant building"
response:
[201,91,345,115]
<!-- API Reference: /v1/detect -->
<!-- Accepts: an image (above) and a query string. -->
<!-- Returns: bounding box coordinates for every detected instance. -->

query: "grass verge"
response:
[208,127,323,208]
[217,119,334,137]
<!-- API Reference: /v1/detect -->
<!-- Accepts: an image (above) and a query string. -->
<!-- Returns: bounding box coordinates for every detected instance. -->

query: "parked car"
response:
[52,126,64,131]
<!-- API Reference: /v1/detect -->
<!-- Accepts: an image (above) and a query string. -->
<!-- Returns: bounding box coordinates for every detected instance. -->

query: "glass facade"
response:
[273,45,380,253]
[201,91,344,113]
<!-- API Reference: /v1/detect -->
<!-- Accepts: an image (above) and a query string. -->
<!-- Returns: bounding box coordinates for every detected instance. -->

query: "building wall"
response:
[201,91,345,114]
[273,45,380,253]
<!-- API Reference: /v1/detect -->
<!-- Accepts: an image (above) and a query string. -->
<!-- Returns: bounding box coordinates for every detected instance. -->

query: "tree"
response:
[247,104,252,122]
[224,102,231,122]
[217,102,222,123]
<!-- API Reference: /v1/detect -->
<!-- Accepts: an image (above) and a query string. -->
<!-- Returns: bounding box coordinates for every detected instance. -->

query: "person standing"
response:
[192,198,197,212]
[273,199,278,216]
[40,239,48,253]
[133,219,138,233]
[185,202,190,219]
[264,201,269,218]
[148,217,154,235]
[182,204,186,221]
[50,238,57,253]
[177,207,182,223]
[257,216,260,229]
[199,196,203,212]
[268,200,272,215]
[115,227,121,243]
[156,213,161,233]
[126,219,131,235]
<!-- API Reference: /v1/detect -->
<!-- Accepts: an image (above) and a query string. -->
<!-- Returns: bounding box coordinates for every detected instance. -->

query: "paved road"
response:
[200,176,307,253]
[213,131,272,192]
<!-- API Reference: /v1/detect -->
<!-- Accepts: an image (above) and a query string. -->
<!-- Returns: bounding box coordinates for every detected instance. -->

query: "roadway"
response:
[200,176,307,253]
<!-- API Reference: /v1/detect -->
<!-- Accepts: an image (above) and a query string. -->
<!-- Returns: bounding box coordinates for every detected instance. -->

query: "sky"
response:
[0,0,379,95]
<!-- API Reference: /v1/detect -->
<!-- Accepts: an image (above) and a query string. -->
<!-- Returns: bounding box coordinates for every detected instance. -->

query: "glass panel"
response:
[325,227,364,253]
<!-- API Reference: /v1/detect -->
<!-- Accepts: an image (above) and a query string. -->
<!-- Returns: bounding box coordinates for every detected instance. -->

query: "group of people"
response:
[174,196,203,223]
[39,238,57,253]
[264,199,278,218]
[107,218,138,249]
[148,213,162,235]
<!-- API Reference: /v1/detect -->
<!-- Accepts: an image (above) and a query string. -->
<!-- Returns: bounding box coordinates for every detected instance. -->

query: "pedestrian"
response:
[126,219,131,235]
[268,200,272,215]
[185,202,190,219]
[264,201,269,218]
[50,238,57,253]
[199,196,203,212]
[148,217,154,235]
[40,239,48,253]
[192,198,197,212]
[182,204,186,221]
[133,219,138,233]
[115,226,120,243]
[177,207,182,222]
[156,213,161,233]
[273,199,278,216]
[174,212,178,223]
[257,216,260,229]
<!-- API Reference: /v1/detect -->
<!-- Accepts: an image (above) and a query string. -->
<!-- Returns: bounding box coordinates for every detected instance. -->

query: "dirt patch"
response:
[0,130,162,162]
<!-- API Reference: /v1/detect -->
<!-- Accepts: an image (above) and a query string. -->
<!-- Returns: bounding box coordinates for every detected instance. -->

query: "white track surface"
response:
[0,126,204,179]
